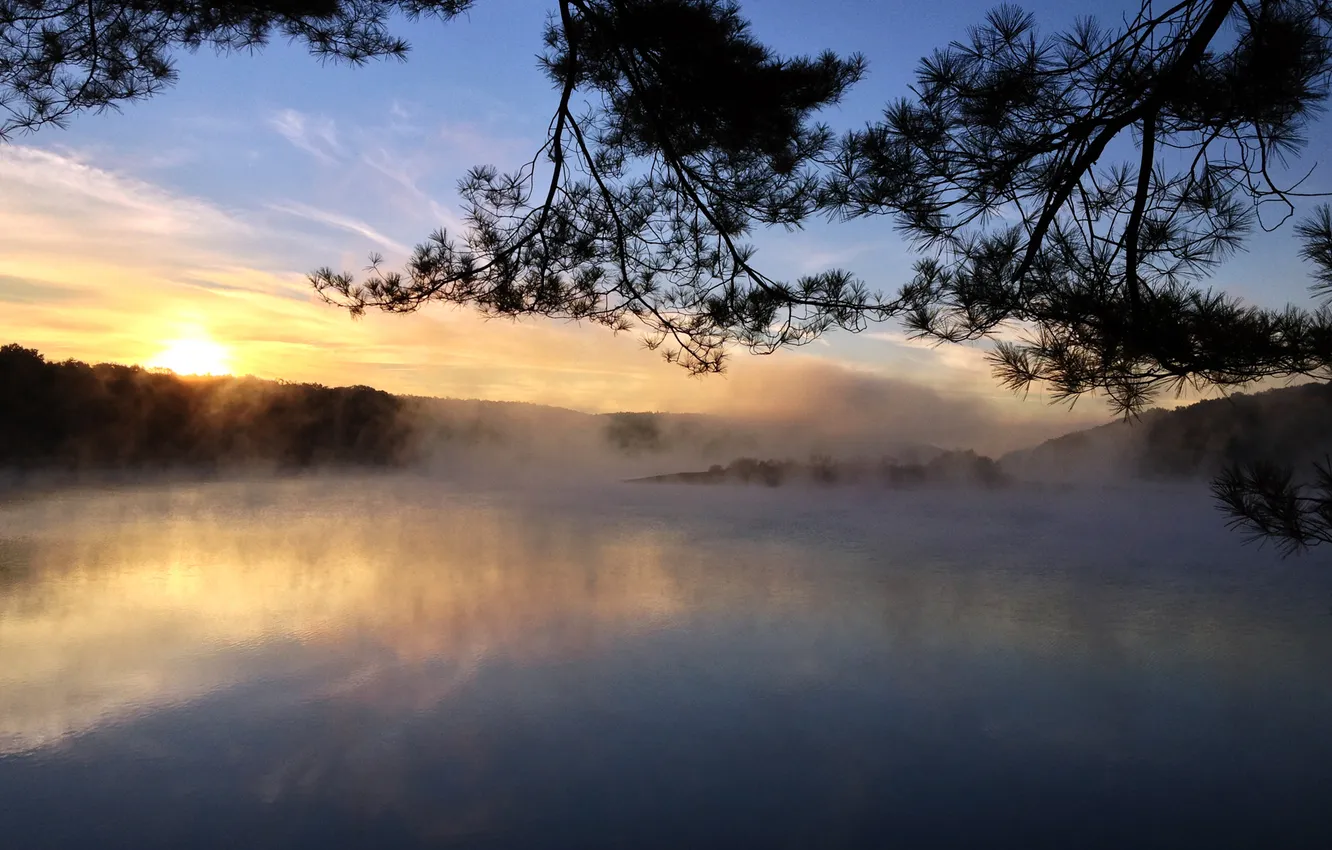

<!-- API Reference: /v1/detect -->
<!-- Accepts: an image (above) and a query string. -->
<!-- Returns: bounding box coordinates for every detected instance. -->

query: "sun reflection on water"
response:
[0,477,1328,761]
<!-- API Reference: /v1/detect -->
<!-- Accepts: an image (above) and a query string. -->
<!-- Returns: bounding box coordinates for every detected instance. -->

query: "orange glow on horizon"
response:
[148,337,232,376]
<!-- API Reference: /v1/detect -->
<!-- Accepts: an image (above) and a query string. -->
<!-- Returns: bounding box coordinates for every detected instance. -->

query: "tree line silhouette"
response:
[0,344,717,476]
[7,341,1332,544]
[8,0,1332,547]
[1140,383,1332,478]
[0,344,419,470]
[630,451,1010,488]
[1010,381,1332,481]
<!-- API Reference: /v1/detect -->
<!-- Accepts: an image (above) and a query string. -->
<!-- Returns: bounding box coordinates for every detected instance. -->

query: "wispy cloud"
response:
[269,201,413,257]
[265,105,508,240]
[0,146,248,244]
[863,330,997,384]
[686,354,1102,455]
[0,275,84,305]
[437,120,533,165]
[269,108,344,165]
[0,144,764,410]
[359,148,468,235]
[0,143,1102,436]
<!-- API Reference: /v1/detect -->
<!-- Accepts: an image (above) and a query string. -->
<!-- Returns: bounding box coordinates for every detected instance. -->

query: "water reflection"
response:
[0,477,1330,848]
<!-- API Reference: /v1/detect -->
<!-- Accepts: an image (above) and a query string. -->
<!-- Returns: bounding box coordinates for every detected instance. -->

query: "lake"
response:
[1,475,1330,848]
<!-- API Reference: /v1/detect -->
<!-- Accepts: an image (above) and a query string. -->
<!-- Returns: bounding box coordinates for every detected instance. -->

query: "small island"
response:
[628,451,1009,488]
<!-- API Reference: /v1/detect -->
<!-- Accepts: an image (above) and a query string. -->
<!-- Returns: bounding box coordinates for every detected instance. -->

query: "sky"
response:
[2,0,1328,435]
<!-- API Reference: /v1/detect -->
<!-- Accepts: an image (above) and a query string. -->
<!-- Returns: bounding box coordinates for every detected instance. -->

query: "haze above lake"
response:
[1,476,1330,848]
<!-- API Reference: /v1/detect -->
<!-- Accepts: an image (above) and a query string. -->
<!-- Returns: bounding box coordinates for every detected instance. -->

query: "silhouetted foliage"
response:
[1011,382,1332,476]
[1175,382,1332,553]
[1212,460,1332,555]
[632,449,1010,488]
[1004,379,1332,551]
[601,410,750,456]
[826,1,1332,417]
[1140,382,1332,476]
[604,412,664,454]
[0,0,472,137]
[0,343,787,476]
[314,2,1332,406]
[0,343,418,470]
[12,0,1332,549]
[311,0,871,373]
[304,1,1332,549]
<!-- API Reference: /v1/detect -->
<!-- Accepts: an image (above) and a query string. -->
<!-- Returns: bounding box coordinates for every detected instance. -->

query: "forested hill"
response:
[0,344,923,475]
[1002,382,1332,481]
[0,343,590,471]
[25,341,1324,483]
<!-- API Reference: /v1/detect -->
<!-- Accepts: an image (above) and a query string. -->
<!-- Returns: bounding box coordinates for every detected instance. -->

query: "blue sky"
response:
[1,0,1327,437]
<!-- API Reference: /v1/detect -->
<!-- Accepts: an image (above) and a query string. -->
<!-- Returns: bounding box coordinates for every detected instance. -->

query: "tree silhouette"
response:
[10,0,1332,549]
[0,343,419,469]
[823,0,1332,551]
[310,0,871,373]
[312,0,1332,551]
[1212,460,1332,555]
[0,0,473,137]
[824,1,1332,416]
[311,2,1332,397]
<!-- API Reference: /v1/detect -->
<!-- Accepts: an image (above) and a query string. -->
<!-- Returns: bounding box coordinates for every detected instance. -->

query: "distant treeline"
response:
[1137,383,1332,476]
[0,344,741,475]
[1006,381,1332,481]
[11,341,1322,482]
[602,411,737,456]
[631,451,1009,488]
[0,344,422,470]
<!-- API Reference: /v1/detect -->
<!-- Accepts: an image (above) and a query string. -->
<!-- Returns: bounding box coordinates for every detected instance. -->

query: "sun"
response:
[149,338,232,376]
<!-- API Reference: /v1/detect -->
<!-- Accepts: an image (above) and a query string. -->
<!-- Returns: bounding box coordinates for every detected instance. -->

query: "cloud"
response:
[358,147,468,234]
[674,355,1103,456]
[269,201,414,257]
[0,145,763,412]
[263,105,522,246]
[0,146,250,250]
[863,330,996,383]
[436,120,533,165]
[269,109,344,164]
[0,143,1099,451]
[0,275,84,305]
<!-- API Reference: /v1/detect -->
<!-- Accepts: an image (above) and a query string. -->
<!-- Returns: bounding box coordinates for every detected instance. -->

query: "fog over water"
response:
[1,475,1330,848]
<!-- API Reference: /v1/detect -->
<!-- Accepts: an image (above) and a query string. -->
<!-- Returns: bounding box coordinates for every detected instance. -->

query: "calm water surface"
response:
[0,476,1330,848]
